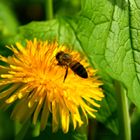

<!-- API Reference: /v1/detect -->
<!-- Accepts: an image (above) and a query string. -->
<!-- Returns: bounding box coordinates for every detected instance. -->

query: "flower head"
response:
[0,39,104,133]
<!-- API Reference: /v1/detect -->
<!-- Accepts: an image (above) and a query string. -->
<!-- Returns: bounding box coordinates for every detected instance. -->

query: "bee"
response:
[56,51,88,82]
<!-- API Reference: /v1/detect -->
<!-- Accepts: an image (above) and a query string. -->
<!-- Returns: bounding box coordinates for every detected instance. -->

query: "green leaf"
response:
[78,0,140,111]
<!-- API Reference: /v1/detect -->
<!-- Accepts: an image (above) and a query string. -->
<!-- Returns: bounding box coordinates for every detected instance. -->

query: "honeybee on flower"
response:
[0,38,104,133]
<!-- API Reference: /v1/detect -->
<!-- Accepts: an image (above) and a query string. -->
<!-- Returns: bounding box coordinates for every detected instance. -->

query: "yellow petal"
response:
[40,97,50,130]
[33,97,44,125]
[52,101,59,132]
[61,109,69,133]
[0,84,19,99]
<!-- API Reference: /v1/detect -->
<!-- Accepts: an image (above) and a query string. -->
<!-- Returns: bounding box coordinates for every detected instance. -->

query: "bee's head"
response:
[56,51,64,61]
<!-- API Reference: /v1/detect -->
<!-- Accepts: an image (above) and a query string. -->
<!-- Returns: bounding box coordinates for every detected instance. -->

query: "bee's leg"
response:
[63,66,68,82]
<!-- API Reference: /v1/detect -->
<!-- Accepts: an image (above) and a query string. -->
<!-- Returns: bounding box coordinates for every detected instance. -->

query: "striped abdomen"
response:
[69,61,88,78]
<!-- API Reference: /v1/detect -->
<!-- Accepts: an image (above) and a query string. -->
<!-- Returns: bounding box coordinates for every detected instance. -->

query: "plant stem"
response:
[115,81,131,140]
[88,119,97,140]
[45,0,53,20]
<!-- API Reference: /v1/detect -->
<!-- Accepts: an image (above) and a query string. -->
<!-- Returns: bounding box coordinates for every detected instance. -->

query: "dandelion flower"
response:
[0,39,104,133]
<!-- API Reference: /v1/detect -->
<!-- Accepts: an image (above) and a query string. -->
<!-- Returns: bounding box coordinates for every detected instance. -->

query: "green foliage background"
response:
[0,0,140,140]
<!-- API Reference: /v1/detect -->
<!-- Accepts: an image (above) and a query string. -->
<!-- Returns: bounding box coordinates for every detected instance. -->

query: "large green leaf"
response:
[78,0,140,110]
